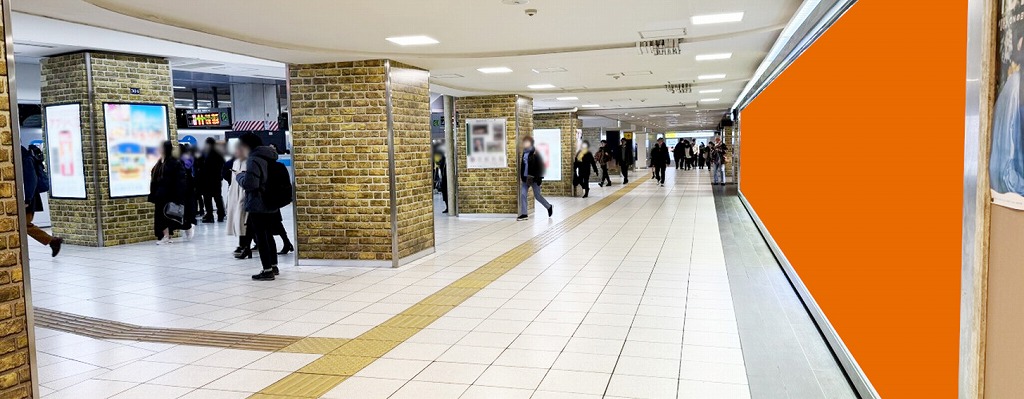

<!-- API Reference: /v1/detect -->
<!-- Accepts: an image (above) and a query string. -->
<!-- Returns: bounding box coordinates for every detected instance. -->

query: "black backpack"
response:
[262,161,293,209]
[28,145,50,193]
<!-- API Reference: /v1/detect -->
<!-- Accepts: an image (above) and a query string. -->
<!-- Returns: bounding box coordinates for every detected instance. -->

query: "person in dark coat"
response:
[517,136,553,221]
[180,144,198,228]
[651,138,670,186]
[595,140,613,187]
[433,145,449,214]
[148,141,192,244]
[573,141,599,198]
[673,140,686,170]
[236,133,281,280]
[21,145,63,256]
[197,137,226,223]
[618,138,634,184]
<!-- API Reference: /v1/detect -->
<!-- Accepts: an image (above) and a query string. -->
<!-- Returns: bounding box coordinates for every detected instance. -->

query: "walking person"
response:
[673,141,686,170]
[198,137,226,223]
[433,146,449,213]
[148,141,192,244]
[517,136,553,221]
[690,140,699,170]
[573,141,600,198]
[180,145,198,230]
[698,142,707,169]
[596,140,613,187]
[682,139,694,170]
[618,138,634,184]
[236,133,285,280]
[651,138,670,187]
[21,145,63,256]
[226,145,254,258]
[710,136,728,186]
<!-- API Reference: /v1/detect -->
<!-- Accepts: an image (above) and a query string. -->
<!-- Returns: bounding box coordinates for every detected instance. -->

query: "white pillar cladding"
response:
[229,83,279,126]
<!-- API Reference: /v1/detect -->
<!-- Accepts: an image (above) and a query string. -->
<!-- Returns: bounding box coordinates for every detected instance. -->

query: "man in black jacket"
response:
[517,136,553,221]
[651,138,670,186]
[618,138,634,184]
[21,146,63,256]
[197,137,226,223]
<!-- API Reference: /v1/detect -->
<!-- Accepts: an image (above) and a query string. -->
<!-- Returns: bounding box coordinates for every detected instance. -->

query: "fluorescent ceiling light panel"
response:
[698,74,727,80]
[691,12,745,25]
[556,97,578,101]
[699,89,723,94]
[581,104,601,108]
[477,67,513,74]
[385,35,439,46]
[695,53,733,61]
[700,98,721,102]
[528,84,556,89]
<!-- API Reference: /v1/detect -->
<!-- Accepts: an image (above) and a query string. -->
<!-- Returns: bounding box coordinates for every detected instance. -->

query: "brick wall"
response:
[290,60,433,263]
[42,52,176,246]
[533,112,579,197]
[0,4,35,397]
[454,95,533,215]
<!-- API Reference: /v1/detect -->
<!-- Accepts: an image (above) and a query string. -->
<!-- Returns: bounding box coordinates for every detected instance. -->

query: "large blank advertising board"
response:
[44,103,86,199]
[103,103,169,198]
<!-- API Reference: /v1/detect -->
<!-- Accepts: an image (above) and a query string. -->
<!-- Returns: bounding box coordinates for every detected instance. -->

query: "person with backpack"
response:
[595,140,613,187]
[517,136,553,221]
[21,145,63,257]
[236,133,291,280]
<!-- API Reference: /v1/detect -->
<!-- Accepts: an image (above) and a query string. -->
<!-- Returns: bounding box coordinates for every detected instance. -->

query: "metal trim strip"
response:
[384,60,399,268]
[738,190,879,399]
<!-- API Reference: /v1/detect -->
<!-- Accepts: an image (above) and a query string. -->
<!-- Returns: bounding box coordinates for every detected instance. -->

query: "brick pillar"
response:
[0,2,37,397]
[533,112,580,197]
[289,60,434,267]
[454,95,533,215]
[40,52,177,246]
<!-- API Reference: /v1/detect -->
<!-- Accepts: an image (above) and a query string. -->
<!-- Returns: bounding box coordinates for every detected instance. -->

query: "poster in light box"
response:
[44,103,87,199]
[466,118,507,169]
[533,129,562,181]
[992,2,1024,210]
[103,103,169,198]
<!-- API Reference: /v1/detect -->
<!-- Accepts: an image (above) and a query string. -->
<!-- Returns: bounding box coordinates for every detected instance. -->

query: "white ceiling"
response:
[12,0,802,131]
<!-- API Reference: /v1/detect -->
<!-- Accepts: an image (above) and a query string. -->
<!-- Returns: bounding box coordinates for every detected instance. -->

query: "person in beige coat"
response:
[226,146,251,257]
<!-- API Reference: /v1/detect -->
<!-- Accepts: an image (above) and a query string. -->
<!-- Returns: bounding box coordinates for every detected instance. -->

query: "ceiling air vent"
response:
[638,38,683,56]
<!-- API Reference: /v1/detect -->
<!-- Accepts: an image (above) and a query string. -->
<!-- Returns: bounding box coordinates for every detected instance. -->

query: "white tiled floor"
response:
[30,169,753,398]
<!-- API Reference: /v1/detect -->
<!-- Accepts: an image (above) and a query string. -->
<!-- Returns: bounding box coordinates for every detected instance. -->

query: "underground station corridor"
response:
[0,0,991,398]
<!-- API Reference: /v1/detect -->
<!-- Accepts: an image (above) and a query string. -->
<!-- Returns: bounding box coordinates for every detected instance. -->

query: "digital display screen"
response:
[186,108,231,128]
[103,103,170,198]
[44,103,87,199]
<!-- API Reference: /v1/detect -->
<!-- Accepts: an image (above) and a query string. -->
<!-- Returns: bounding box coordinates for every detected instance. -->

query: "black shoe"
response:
[217,216,225,223]
[49,237,64,257]
[272,266,280,276]
[277,243,294,255]
[252,271,275,281]
[546,205,554,218]
[235,248,253,259]
[517,215,529,221]
[443,209,449,214]
[233,246,244,254]
[202,217,215,224]
[582,189,589,199]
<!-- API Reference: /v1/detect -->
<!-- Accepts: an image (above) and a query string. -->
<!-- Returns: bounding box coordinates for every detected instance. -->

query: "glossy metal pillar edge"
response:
[2,2,40,396]
[443,95,458,216]
[285,64,299,264]
[960,0,995,397]
[85,53,104,247]
[737,192,878,399]
[384,60,399,268]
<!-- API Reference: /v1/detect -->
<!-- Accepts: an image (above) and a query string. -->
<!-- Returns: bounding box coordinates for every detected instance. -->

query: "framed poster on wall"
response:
[44,103,87,199]
[466,118,507,169]
[103,103,169,198]
[992,3,1024,210]
[533,129,562,181]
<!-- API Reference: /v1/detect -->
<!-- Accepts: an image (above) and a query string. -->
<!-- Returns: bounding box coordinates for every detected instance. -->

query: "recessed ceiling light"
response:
[172,86,186,89]
[698,74,727,80]
[528,84,556,89]
[699,89,723,94]
[556,97,578,101]
[691,12,745,25]
[581,104,601,108]
[477,67,513,74]
[700,98,721,102]
[385,35,439,46]
[695,53,733,61]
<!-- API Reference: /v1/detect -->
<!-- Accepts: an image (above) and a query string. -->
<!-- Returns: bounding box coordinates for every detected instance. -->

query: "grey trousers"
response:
[519,180,551,215]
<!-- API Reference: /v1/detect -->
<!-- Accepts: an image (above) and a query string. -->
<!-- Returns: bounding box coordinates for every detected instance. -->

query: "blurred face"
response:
[522,139,533,150]
[239,145,252,159]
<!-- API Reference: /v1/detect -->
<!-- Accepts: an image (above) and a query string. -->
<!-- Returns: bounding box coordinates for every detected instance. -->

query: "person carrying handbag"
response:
[148,141,192,244]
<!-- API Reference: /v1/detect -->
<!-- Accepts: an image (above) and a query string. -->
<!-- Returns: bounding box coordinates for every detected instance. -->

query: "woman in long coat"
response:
[225,145,251,257]
[573,140,600,198]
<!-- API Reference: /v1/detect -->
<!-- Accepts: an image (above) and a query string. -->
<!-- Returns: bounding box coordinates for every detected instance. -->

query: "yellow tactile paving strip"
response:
[251,176,647,398]
[34,308,349,353]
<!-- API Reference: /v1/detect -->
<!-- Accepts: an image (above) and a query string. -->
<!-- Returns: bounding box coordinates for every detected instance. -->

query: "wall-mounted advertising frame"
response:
[466,118,507,169]
[43,103,87,199]
[102,103,170,198]
[533,129,562,181]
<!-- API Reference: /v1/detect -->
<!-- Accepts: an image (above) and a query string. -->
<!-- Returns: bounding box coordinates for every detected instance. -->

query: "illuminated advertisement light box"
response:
[103,103,170,198]
[44,103,87,199]
[466,118,507,169]
[533,129,562,181]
